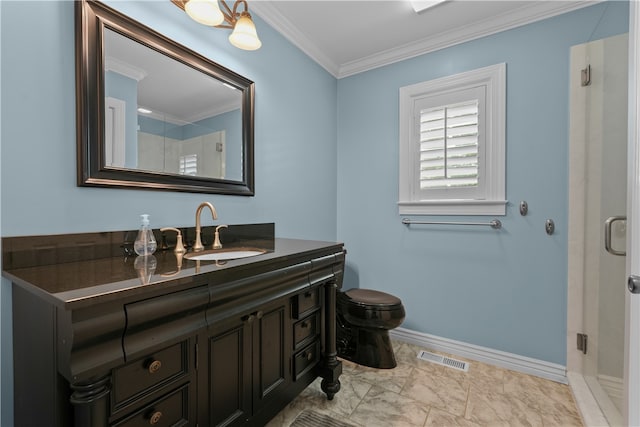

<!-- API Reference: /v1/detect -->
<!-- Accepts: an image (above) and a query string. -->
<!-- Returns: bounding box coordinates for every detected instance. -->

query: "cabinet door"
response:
[252,298,291,413]
[207,316,252,427]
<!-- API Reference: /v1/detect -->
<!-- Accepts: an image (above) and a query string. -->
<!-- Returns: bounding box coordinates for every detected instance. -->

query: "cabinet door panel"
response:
[254,301,290,412]
[258,307,285,397]
[208,321,251,427]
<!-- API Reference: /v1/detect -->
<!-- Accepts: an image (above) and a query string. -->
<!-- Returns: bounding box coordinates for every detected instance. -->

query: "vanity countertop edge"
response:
[2,235,345,310]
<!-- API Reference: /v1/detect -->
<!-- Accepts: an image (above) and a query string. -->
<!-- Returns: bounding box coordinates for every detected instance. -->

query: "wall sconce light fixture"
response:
[171,0,262,50]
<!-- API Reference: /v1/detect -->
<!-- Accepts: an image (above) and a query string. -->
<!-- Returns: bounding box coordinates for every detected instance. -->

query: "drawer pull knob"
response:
[242,314,255,324]
[148,360,162,374]
[149,410,162,425]
[306,351,313,361]
[254,310,263,319]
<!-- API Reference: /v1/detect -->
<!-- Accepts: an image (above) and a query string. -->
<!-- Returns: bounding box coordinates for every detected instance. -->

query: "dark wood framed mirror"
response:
[76,0,255,195]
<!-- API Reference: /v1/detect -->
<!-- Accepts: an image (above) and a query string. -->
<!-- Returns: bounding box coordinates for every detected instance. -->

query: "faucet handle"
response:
[213,225,228,249]
[160,227,186,254]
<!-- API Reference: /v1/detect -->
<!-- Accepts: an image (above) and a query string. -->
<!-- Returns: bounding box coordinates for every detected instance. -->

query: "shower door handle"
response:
[604,216,626,256]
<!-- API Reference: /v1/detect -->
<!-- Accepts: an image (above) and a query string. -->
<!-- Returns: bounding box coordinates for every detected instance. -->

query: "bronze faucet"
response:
[193,202,218,252]
[213,225,228,249]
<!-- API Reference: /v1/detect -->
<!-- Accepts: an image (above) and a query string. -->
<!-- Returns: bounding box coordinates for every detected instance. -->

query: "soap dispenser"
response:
[134,214,157,256]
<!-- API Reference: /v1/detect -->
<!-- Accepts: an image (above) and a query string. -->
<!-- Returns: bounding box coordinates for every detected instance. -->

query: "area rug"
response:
[290,409,356,427]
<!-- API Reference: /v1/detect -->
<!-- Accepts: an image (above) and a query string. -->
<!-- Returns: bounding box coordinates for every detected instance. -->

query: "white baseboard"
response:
[390,327,567,384]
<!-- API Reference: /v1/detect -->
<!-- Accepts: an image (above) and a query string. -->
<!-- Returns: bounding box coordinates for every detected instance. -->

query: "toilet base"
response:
[337,321,397,369]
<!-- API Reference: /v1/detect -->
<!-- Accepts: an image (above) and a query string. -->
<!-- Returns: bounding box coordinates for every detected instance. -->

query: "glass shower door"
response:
[570,33,628,426]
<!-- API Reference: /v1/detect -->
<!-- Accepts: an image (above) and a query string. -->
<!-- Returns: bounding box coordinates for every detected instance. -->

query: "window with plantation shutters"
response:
[399,63,506,216]
[179,154,198,176]
[419,100,479,190]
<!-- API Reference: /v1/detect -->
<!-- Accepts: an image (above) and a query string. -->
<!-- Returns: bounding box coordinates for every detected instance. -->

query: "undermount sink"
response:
[184,248,266,261]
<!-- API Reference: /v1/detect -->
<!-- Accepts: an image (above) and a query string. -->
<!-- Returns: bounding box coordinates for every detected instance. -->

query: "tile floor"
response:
[267,340,584,427]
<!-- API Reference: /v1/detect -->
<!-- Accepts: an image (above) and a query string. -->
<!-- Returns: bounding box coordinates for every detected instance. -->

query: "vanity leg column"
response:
[320,280,342,400]
[70,375,111,427]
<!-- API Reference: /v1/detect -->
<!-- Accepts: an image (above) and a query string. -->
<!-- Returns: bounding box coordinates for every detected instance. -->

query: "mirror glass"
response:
[76,0,255,195]
[104,29,243,182]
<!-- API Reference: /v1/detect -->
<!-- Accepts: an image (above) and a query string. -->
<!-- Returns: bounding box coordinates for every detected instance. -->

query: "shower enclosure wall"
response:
[568,33,628,427]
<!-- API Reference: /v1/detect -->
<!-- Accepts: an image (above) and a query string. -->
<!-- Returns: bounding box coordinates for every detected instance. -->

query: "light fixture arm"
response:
[220,0,250,29]
[172,0,261,50]
[171,0,252,29]
[217,0,236,28]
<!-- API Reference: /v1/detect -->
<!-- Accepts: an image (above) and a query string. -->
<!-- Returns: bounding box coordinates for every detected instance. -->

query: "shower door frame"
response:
[567,32,628,426]
[567,4,640,426]
[624,2,640,426]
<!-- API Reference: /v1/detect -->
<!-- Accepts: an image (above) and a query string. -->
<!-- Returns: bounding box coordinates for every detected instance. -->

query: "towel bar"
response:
[401,218,502,230]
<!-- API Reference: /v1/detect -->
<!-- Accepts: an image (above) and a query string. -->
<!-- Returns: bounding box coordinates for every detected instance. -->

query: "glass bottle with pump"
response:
[134,214,157,256]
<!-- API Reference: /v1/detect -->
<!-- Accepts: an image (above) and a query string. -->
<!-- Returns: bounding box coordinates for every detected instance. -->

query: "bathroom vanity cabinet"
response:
[3,227,344,427]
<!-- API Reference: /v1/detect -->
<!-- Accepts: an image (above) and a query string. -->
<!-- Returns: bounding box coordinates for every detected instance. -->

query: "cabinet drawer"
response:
[293,312,319,350]
[291,287,320,319]
[112,383,190,427]
[293,341,321,381]
[123,286,208,358]
[113,341,188,407]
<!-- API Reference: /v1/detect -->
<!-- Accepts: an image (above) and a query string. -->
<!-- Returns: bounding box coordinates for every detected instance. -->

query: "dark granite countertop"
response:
[2,225,344,309]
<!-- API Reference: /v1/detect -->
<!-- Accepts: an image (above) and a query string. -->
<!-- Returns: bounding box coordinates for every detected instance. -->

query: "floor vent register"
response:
[417,350,470,372]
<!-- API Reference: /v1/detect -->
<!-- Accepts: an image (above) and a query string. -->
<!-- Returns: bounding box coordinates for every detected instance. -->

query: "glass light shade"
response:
[185,0,224,26]
[228,13,262,50]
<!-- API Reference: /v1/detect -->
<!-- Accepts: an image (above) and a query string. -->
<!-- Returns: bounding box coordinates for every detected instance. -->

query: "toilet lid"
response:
[344,288,402,307]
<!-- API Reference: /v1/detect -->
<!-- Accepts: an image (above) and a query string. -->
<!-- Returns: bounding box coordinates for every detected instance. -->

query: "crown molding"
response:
[105,56,148,81]
[249,2,340,76]
[338,1,598,78]
[251,1,599,79]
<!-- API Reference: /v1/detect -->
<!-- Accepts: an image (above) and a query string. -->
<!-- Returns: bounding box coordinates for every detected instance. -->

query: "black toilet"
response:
[336,288,406,369]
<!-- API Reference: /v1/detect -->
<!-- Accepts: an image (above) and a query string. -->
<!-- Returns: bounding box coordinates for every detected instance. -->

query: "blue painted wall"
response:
[0,0,630,424]
[337,1,628,365]
[138,114,182,139]
[0,1,337,423]
[138,108,243,180]
[0,0,337,237]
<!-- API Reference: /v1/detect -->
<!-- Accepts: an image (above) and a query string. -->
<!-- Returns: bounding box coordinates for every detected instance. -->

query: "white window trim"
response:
[399,63,507,216]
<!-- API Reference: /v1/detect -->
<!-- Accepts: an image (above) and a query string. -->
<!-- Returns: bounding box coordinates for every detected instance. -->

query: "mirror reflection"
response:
[103,28,243,181]
[76,0,254,195]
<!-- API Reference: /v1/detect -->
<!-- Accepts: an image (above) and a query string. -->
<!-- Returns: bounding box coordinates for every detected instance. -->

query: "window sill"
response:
[398,199,507,216]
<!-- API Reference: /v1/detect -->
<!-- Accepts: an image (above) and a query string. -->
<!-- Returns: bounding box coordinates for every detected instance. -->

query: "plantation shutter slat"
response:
[179,154,198,176]
[418,100,479,189]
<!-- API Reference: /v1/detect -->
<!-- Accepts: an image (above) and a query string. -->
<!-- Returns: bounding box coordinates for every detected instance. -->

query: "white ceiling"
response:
[105,27,241,123]
[249,0,598,78]
[106,1,599,121]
